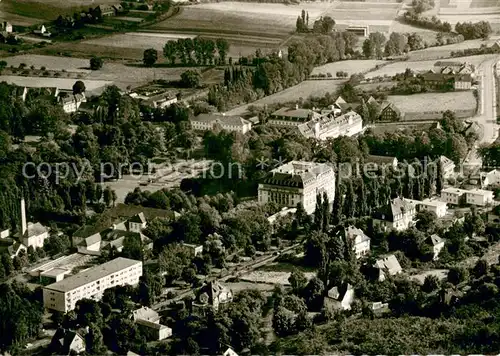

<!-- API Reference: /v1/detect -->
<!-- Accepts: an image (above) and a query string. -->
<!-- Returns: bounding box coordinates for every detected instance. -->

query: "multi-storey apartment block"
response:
[43,257,142,312]
[258,161,335,214]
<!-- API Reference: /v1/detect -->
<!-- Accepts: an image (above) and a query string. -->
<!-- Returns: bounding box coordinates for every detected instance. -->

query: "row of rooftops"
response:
[190,113,251,128]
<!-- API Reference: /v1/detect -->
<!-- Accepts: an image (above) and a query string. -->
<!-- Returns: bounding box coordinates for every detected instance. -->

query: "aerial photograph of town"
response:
[1,0,500,354]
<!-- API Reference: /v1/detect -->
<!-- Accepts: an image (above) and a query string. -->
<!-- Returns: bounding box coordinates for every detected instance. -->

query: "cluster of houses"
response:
[421,61,475,91]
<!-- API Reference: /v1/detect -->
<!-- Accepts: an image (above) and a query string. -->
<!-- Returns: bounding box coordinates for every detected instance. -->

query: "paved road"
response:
[465,57,499,168]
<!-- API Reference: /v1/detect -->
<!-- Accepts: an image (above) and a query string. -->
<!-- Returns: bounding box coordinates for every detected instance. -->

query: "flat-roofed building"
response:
[407,198,448,218]
[440,187,468,206]
[190,114,252,134]
[258,161,335,214]
[466,188,494,206]
[43,257,142,312]
[268,106,321,127]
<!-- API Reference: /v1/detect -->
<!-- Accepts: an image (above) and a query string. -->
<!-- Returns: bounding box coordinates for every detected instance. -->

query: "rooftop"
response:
[427,234,444,246]
[41,267,69,278]
[190,114,250,127]
[271,107,317,120]
[135,319,171,331]
[374,254,402,275]
[466,188,494,196]
[44,257,141,293]
[262,161,334,188]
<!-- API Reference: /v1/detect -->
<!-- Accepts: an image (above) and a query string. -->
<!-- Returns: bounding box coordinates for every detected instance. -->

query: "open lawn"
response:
[365,54,495,78]
[225,80,344,115]
[312,59,386,76]
[388,91,476,113]
[407,37,500,61]
[83,32,197,52]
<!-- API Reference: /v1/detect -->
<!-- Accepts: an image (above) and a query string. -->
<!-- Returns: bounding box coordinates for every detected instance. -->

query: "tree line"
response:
[208,33,358,111]
[295,10,335,34]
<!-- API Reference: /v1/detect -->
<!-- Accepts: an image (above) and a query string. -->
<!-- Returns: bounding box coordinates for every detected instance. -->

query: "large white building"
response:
[189,114,252,134]
[258,161,335,214]
[297,111,363,140]
[43,257,142,312]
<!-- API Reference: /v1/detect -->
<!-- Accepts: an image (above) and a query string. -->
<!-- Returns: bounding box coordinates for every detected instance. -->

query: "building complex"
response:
[258,161,336,214]
[43,257,143,312]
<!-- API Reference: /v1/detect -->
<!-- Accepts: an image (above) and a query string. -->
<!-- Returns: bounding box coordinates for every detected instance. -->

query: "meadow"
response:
[388,91,476,113]
[311,60,386,76]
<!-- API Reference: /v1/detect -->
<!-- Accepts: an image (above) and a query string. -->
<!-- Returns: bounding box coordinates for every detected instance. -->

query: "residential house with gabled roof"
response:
[132,306,172,341]
[426,234,445,261]
[335,96,347,105]
[132,306,160,323]
[0,237,27,259]
[439,155,455,178]
[49,329,86,355]
[59,92,86,113]
[128,212,147,233]
[373,254,402,281]
[324,283,354,310]
[223,348,239,356]
[482,169,500,188]
[95,4,115,17]
[346,226,370,258]
[379,102,401,121]
[190,113,252,134]
[367,96,377,105]
[372,197,416,231]
[2,21,12,33]
[195,280,233,311]
[258,161,336,214]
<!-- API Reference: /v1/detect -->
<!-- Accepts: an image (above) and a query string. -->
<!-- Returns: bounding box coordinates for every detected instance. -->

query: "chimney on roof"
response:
[21,199,27,236]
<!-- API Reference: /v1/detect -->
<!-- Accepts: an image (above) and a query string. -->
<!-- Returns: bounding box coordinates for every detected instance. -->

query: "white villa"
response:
[346,226,370,258]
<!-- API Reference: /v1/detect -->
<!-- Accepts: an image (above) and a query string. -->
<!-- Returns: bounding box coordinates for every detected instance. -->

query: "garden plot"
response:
[239,271,316,286]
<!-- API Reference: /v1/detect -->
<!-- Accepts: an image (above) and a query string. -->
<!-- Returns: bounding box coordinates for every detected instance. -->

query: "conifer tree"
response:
[436,160,444,195]
[322,192,330,232]
[314,193,323,230]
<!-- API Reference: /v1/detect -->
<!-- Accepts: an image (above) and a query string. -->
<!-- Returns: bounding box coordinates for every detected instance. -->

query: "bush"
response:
[90,56,104,70]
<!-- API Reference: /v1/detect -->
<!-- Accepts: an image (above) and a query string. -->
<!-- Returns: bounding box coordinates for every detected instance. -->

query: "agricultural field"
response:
[0,0,118,24]
[0,75,112,94]
[365,54,495,78]
[150,2,332,37]
[311,59,386,76]
[2,54,90,73]
[388,91,476,114]
[225,80,343,116]
[83,32,197,52]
